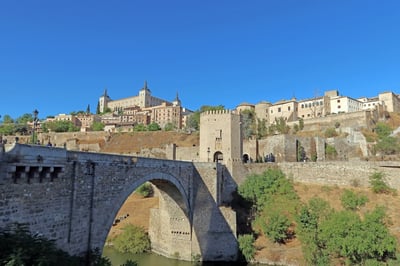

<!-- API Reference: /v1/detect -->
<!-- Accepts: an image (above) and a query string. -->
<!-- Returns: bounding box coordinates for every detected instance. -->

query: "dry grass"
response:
[253,183,400,266]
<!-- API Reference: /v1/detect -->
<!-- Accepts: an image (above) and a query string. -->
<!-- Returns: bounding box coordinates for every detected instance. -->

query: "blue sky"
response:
[1,0,399,120]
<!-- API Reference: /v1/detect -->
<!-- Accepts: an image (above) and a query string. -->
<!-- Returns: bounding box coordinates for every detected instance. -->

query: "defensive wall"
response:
[0,143,237,262]
[289,109,379,132]
[237,160,400,189]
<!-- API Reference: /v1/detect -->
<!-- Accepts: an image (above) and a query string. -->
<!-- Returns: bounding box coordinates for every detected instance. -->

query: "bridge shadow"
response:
[189,162,239,262]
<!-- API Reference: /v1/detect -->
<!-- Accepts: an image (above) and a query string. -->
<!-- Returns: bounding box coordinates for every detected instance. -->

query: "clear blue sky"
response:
[1,0,399,120]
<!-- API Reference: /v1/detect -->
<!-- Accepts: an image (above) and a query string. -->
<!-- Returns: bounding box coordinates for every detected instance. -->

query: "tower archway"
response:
[213,151,223,163]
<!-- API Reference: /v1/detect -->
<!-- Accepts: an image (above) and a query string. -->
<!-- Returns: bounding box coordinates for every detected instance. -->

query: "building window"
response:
[301,104,304,108]
[337,99,340,103]
[288,106,291,111]
[278,107,281,112]
[338,105,341,109]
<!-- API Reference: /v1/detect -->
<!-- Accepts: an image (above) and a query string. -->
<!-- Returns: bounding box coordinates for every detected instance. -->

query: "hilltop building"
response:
[98,81,192,130]
[237,90,400,126]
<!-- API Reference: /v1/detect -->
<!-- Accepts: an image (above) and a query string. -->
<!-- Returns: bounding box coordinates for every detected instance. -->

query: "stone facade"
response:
[238,90,400,126]
[0,143,237,261]
[98,82,190,130]
[199,110,242,164]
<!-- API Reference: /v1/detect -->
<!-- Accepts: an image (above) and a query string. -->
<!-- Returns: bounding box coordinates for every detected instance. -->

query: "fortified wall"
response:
[236,160,400,189]
[291,109,379,132]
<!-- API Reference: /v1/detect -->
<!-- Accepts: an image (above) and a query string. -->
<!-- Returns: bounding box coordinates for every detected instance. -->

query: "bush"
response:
[113,224,150,254]
[0,223,111,266]
[369,172,395,194]
[238,234,256,262]
[325,144,337,159]
[135,183,153,197]
[262,212,290,243]
[324,127,338,138]
[341,189,368,211]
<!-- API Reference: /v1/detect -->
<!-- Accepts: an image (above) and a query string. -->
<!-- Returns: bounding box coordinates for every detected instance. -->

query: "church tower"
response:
[172,92,181,107]
[138,80,151,107]
[98,89,111,113]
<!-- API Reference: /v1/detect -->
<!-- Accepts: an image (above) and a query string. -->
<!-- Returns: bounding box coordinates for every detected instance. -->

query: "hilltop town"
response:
[1,81,399,164]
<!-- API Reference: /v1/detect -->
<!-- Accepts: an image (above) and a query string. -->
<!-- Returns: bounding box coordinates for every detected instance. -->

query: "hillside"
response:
[108,183,400,266]
[100,131,199,154]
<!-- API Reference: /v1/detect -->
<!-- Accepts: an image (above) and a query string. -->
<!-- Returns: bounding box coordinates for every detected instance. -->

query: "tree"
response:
[96,102,101,114]
[369,171,395,194]
[185,105,225,131]
[2,114,14,124]
[113,224,150,254]
[319,207,397,264]
[91,121,105,131]
[44,120,79,132]
[238,168,297,210]
[164,122,175,131]
[296,198,333,265]
[238,234,256,262]
[133,123,147,131]
[262,212,290,243]
[375,136,400,155]
[340,189,368,211]
[257,118,268,138]
[0,223,88,266]
[0,123,17,135]
[147,122,161,131]
[325,144,337,159]
[135,182,153,197]
[274,117,290,134]
[16,113,33,124]
[241,109,256,139]
[299,118,304,130]
[375,122,392,139]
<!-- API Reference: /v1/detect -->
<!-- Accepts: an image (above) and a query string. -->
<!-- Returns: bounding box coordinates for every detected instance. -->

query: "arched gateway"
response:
[0,144,237,262]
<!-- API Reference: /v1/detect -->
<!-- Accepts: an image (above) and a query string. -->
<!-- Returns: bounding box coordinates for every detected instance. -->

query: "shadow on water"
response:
[103,247,257,266]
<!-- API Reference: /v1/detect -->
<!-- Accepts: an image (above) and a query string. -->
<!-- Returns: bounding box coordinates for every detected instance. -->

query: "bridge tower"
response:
[199,110,242,164]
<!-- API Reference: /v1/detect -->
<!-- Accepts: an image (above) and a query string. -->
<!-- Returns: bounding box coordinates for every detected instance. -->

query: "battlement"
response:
[200,109,239,116]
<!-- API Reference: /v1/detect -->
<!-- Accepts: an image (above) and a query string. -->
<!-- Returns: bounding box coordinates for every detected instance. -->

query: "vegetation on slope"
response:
[237,168,399,265]
[0,223,113,266]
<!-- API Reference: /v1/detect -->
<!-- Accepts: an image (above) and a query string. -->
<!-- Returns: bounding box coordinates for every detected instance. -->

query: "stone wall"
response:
[239,160,400,189]
[290,109,378,132]
[0,144,238,262]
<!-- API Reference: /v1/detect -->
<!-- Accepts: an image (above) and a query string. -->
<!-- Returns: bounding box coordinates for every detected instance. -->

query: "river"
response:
[103,247,260,266]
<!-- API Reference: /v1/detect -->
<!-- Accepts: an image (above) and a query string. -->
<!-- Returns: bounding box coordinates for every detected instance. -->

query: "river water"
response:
[103,247,257,266]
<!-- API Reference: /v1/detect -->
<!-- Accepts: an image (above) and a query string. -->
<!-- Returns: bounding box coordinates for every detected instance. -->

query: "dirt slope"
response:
[101,131,199,154]
[108,184,400,266]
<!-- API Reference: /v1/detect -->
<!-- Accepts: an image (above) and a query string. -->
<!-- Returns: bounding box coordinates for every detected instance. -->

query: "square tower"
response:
[199,110,242,163]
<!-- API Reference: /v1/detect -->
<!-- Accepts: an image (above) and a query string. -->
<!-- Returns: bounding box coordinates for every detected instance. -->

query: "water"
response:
[103,247,252,266]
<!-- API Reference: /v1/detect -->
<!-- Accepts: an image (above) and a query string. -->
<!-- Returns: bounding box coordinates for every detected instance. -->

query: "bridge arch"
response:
[96,171,192,259]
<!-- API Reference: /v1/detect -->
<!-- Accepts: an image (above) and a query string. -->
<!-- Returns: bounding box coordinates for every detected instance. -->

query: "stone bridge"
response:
[0,144,238,261]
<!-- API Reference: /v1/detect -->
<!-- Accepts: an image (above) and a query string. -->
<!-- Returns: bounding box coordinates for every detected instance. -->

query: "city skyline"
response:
[1,1,400,119]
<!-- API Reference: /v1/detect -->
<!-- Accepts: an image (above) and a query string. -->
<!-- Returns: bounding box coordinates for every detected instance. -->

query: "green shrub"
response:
[113,224,150,254]
[324,127,338,138]
[340,189,368,211]
[325,144,337,159]
[135,182,153,197]
[369,172,395,194]
[0,224,111,266]
[262,212,290,243]
[238,234,256,262]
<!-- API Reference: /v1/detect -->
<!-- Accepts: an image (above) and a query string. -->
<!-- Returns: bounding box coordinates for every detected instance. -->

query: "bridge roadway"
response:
[0,143,238,261]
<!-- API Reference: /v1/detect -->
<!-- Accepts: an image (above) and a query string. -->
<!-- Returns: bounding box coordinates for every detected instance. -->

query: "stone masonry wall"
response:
[239,161,400,189]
